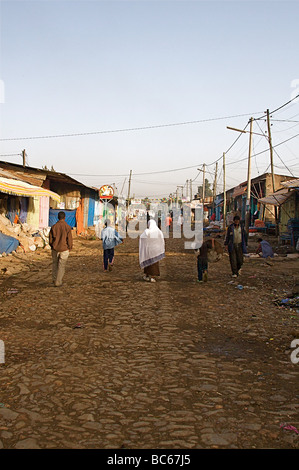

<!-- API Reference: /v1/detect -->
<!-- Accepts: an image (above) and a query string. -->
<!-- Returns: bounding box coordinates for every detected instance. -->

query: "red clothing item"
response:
[165,216,172,226]
[49,220,73,252]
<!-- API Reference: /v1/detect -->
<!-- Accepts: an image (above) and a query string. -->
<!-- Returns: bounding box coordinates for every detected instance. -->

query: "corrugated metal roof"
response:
[0,166,46,187]
[0,161,86,188]
[258,188,293,206]
[233,185,247,197]
[281,178,299,188]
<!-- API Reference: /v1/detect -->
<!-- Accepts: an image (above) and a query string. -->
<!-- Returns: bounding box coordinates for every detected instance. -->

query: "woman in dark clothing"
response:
[224,215,247,277]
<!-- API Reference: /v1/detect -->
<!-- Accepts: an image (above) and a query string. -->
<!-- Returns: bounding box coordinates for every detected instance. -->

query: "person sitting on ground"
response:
[256,238,274,258]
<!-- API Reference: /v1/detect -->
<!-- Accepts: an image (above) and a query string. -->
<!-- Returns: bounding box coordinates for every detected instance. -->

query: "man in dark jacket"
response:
[49,211,73,287]
[224,215,247,278]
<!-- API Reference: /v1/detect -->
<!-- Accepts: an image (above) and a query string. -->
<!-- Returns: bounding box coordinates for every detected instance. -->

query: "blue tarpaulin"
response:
[49,209,77,228]
[0,232,19,254]
[87,196,95,227]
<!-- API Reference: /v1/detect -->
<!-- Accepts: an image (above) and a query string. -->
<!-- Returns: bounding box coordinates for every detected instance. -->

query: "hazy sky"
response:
[0,0,298,198]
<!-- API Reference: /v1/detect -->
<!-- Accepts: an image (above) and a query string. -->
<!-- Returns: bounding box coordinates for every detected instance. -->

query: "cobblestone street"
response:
[0,234,298,449]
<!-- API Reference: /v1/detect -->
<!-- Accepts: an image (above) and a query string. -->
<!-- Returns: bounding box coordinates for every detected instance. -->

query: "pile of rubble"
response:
[0,214,51,255]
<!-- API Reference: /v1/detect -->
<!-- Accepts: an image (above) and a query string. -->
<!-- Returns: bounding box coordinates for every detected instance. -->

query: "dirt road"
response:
[0,233,298,449]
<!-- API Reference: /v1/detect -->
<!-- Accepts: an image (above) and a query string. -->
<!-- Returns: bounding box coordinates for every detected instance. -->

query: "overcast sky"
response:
[0,0,298,198]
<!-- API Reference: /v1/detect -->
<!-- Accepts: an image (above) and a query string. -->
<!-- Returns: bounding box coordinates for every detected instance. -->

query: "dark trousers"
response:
[229,243,243,275]
[197,258,208,281]
[103,248,114,270]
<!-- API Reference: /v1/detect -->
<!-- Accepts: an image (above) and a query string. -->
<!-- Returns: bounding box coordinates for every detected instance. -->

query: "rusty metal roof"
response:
[258,188,294,206]
[281,178,299,188]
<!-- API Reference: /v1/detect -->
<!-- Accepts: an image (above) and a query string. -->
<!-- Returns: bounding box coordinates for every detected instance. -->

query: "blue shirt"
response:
[260,240,274,258]
[101,226,123,250]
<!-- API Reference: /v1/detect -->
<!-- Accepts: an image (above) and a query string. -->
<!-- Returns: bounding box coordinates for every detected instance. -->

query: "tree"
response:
[197,179,213,198]
[42,165,56,172]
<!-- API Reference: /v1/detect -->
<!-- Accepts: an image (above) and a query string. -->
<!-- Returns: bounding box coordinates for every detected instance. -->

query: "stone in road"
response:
[0,235,298,449]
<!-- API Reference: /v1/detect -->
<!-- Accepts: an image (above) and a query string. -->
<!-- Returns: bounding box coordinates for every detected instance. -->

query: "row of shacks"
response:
[0,160,116,235]
[201,172,299,247]
[0,161,298,248]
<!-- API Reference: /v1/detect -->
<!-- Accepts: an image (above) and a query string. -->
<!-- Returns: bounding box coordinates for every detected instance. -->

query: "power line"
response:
[207,98,299,168]
[252,131,299,157]
[272,119,299,123]
[0,153,22,157]
[273,148,295,178]
[255,93,299,121]
[205,120,250,168]
[68,163,202,177]
[68,128,299,178]
[0,112,263,142]
[225,130,299,166]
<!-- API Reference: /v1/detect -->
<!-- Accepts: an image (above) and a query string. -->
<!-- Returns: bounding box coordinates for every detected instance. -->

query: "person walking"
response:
[139,219,165,283]
[165,213,172,232]
[224,215,247,278]
[196,238,214,283]
[49,211,73,287]
[101,219,123,272]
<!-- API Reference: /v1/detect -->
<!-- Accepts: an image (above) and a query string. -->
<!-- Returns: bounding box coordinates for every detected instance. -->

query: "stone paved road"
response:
[0,235,298,449]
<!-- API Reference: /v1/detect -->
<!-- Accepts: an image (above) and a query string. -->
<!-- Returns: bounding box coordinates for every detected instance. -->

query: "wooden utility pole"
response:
[127,170,132,209]
[267,109,275,193]
[266,109,278,235]
[189,179,192,201]
[223,153,226,230]
[245,117,253,236]
[213,161,218,214]
[178,185,184,203]
[22,149,26,167]
[202,164,206,204]
[186,180,189,200]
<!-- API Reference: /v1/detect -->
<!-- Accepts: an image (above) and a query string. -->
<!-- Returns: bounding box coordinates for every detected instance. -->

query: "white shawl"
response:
[139,219,165,269]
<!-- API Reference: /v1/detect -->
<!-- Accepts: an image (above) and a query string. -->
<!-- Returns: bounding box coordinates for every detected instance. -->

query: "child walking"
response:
[196,238,214,283]
[101,220,123,272]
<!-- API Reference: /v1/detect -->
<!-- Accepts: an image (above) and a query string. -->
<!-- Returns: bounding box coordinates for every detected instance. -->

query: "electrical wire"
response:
[0,112,263,142]
[225,131,299,166]
[68,163,202,177]
[205,120,250,168]
[0,153,22,157]
[273,148,295,178]
[255,93,299,121]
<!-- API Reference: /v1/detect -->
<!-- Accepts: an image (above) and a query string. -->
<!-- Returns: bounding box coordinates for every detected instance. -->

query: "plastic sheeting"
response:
[49,209,77,228]
[87,196,95,227]
[7,196,19,224]
[39,196,50,229]
[27,196,40,230]
[19,197,29,223]
[0,232,19,254]
[76,198,84,234]
[0,176,60,201]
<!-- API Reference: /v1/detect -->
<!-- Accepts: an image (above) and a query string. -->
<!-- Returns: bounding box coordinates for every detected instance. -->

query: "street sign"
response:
[99,185,114,200]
